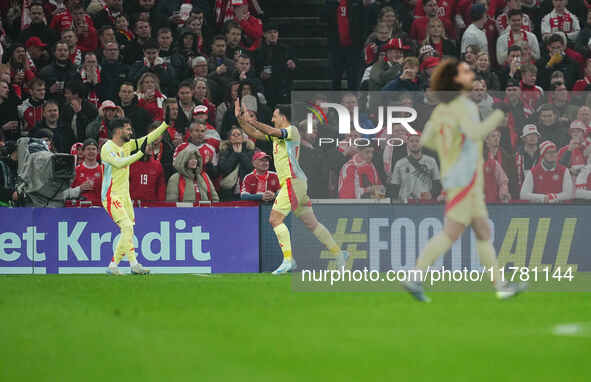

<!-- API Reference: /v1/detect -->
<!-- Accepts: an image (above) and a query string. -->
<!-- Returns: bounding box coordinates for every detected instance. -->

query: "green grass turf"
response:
[1,274,589,381]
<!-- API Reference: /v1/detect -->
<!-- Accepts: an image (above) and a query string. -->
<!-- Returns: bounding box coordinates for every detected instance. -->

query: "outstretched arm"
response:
[235,99,267,141]
[126,121,169,152]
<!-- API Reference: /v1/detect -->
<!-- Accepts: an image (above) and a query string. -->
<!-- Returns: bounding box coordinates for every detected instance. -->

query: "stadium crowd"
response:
[1,0,591,206]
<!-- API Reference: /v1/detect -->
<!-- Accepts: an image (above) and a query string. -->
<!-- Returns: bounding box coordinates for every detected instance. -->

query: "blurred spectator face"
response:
[236,56,251,73]
[552,0,566,12]
[523,132,539,146]
[84,144,98,162]
[485,130,501,148]
[522,70,536,86]
[194,112,207,123]
[144,48,159,64]
[28,45,44,60]
[392,124,408,140]
[104,108,117,121]
[400,95,414,108]
[0,81,9,99]
[554,84,568,102]
[31,83,46,101]
[229,128,244,145]
[84,53,98,68]
[44,104,59,123]
[253,156,270,172]
[543,147,558,165]
[375,24,390,42]
[139,0,156,11]
[508,14,522,32]
[158,31,173,51]
[135,21,151,40]
[190,123,206,144]
[168,103,179,120]
[193,61,208,77]
[231,83,240,100]
[30,5,45,24]
[13,46,26,64]
[103,42,120,61]
[550,73,565,88]
[55,43,69,61]
[508,0,522,9]
[539,109,557,126]
[424,0,437,17]
[428,19,444,38]
[359,146,375,162]
[506,49,521,66]
[403,62,418,79]
[100,27,116,46]
[241,84,253,97]
[115,15,129,31]
[584,60,591,77]
[194,81,207,100]
[178,86,193,105]
[505,85,521,102]
[211,39,227,57]
[577,106,591,123]
[570,128,585,141]
[476,53,489,71]
[183,34,194,49]
[587,9,591,25]
[407,135,422,153]
[386,47,403,62]
[471,80,486,102]
[380,10,397,30]
[191,13,204,30]
[226,27,242,48]
[118,87,135,106]
[62,30,78,48]
[0,68,11,82]
[141,75,156,93]
[106,0,123,11]
[342,94,358,113]
[264,29,279,45]
[548,40,564,56]
[464,47,477,65]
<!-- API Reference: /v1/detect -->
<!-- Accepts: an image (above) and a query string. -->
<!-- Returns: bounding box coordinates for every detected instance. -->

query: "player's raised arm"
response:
[126,121,169,152]
[459,105,504,142]
[235,98,267,141]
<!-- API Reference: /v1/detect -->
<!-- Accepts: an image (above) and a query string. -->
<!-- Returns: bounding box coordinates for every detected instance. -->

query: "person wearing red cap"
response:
[368,38,406,90]
[25,37,50,70]
[520,140,573,203]
[240,151,281,201]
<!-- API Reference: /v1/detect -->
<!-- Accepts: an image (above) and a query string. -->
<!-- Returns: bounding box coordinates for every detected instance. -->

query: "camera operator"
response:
[0,141,18,206]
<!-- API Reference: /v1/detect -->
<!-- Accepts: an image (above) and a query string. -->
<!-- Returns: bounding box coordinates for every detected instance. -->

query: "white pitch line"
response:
[552,322,591,338]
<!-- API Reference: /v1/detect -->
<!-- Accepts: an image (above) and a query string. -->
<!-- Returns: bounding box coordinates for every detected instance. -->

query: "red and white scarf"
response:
[549,10,575,33]
[178,174,212,202]
[508,30,528,48]
[70,46,82,67]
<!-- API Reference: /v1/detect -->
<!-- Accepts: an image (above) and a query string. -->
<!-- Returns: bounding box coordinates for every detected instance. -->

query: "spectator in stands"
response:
[93,0,123,30]
[224,20,243,60]
[558,120,589,177]
[484,129,520,199]
[175,80,196,136]
[390,133,441,203]
[79,52,101,107]
[9,44,36,98]
[0,79,19,142]
[339,146,384,199]
[129,39,177,96]
[471,77,496,119]
[483,147,511,203]
[521,140,574,203]
[39,41,81,105]
[117,82,152,138]
[255,23,296,107]
[26,37,50,71]
[461,4,488,56]
[70,138,102,204]
[219,126,256,201]
[130,141,166,202]
[136,0,168,35]
[462,44,481,69]
[574,8,591,57]
[166,142,219,202]
[30,100,69,153]
[422,18,457,57]
[411,0,455,43]
[233,2,263,51]
[216,82,240,131]
[97,41,128,102]
[498,45,521,89]
[190,56,209,80]
[369,38,407,90]
[383,57,421,91]
[193,78,217,126]
[541,0,580,44]
[325,0,366,90]
[538,103,570,147]
[575,156,591,199]
[61,79,99,145]
[72,6,98,53]
[495,0,532,35]
[551,82,578,121]
[86,100,123,146]
[18,78,45,134]
[20,1,58,47]
[515,124,541,188]
[186,120,218,176]
[474,52,500,91]
[499,79,527,151]
[538,33,579,90]
[364,22,393,67]
[97,25,118,54]
[157,27,185,79]
[192,105,221,151]
[496,10,540,66]
[136,72,167,121]
[207,36,234,104]
[177,28,200,66]
[240,150,281,202]
[123,19,152,65]
[0,141,18,205]
[519,64,544,117]
[61,29,82,68]
[576,106,591,132]
[573,58,591,92]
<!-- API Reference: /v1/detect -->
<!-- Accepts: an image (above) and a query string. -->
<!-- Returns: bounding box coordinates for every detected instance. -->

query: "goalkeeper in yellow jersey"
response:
[235,97,348,274]
[101,118,169,275]
[402,59,525,301]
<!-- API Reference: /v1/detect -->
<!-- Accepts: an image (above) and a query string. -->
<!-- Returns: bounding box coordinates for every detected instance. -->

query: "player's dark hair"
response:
[276,105,291,121]
[108,118,132,136]
[429,57,463,102]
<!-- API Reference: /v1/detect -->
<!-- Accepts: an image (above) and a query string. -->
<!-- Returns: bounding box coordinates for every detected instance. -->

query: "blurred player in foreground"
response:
[101,118,169,275]
[235,98,349,274]
[402,58,526,301]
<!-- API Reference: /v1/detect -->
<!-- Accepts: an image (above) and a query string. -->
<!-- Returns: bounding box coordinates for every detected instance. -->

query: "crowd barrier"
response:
[1,202,588,274]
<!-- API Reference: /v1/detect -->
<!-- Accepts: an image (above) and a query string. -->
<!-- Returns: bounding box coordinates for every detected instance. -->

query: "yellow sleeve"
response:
[459,107,504,142]
[125,121,169,152]
[421,106,445,151]
[101,143,143,169]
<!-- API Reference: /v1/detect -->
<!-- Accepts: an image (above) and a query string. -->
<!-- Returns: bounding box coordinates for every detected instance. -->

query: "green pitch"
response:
[1,274,589,381]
